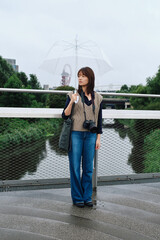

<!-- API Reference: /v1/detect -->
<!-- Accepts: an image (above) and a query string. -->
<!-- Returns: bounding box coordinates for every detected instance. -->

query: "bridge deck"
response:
[0,181,160,239]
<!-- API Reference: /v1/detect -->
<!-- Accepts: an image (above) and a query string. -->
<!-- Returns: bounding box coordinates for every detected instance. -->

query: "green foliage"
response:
[119,84,129,92]
[0,118,29,134]
[0,74,40,107]
[142,101,160,110]
[0,56,14,87]
[40,93,48,107]
[47,85,75,108]
[130,85,150,109]
[0,127,44,150]
[27,74,46,105]
[0,56,45,107]
[146,67,160,94]
[1,74,26,107]
[117,84,138,94]
[0,67,46,108]
[17,72,28,87]
[0,118,63,150]
[55,86,75,91]
[115,118,160,173]
[28,74,42,89]
[4,73,23,88]
[0,56,64,151]
[116,119,135,128]
[116,85,139,109]
[144,129,160,172]
[30,100,43,108]
[113,66,160,173]
[129,85,138,92]
[117,66,160,110]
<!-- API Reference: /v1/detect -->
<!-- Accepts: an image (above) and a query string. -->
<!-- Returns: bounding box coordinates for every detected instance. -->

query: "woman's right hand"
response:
[71,93,78,103]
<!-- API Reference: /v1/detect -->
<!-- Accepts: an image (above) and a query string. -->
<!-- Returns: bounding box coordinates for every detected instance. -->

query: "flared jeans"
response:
[68,131,97,203]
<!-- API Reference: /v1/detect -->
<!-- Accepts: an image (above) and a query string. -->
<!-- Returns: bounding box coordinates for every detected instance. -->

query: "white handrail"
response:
[1,108,160,119]
[0,88,160,98]
[0,88,69,94]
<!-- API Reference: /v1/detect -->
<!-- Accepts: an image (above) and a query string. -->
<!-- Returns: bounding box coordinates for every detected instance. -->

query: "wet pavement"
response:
[0,182,160,239]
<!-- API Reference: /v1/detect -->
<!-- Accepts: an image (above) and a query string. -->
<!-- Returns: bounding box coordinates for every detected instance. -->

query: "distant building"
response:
[52,86,57,90]
[43,85,58,90]
[43,84,49,90]
[5,58,19,72]
[95,85,121,92]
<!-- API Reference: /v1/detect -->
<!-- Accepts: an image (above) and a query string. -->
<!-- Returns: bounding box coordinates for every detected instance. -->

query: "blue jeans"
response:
[68,131,97,203]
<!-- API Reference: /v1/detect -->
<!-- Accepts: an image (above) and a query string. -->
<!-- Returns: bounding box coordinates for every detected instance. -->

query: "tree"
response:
[146,66,160,94]
[128,85,138,92]
[17,72,28,87]
[27,74,44,105]
[120,84,129,92]
[0,74,43,107]
[1,74,24,107]
[130,84,149,109]
[4,73,22,89]
[144,129,160,173]
[47,86,75,108]
[0,56,14,87]
[130,66,160,110]
[28,74,41,89]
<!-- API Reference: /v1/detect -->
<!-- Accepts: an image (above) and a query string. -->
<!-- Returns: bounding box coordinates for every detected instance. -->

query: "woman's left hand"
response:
[95,136,101,150]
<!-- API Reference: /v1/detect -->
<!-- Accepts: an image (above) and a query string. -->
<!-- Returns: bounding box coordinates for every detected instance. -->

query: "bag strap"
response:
[80,90,96,122]
[69,102,75,119]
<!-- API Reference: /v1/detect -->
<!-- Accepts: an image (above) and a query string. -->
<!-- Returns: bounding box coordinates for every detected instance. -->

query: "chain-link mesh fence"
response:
[1,89,160,189]
[99,118,160,177]
[1,117,160,182]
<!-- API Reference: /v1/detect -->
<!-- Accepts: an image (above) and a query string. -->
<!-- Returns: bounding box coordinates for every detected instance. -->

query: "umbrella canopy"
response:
[40,37,113,88]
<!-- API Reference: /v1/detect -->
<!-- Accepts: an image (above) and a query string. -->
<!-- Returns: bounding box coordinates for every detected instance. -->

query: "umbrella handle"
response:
[73,89,79,103]
[75,95,79,103]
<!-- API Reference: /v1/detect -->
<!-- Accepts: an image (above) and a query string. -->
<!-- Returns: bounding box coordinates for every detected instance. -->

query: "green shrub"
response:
[144,129,160,172]
[47,86,75,108]
[0,118,63,150]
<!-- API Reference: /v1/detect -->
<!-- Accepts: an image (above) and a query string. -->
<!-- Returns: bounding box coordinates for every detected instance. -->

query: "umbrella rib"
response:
[61,40,75,47]
[78,46,99,59]
[63,46,75,51]
[43,40,60,58]
[40,39,112,79]
[79,40,97,47]
[79,40,98,48]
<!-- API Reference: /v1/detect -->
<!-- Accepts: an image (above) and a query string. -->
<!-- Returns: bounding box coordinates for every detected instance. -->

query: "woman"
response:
[62,67,103,208]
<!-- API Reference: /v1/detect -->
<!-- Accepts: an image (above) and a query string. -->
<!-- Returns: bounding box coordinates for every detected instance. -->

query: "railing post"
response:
[93,149,98,191]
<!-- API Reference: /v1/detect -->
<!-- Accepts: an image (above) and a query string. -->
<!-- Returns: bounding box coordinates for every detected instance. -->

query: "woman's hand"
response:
[64,93,78,116]
[95,134,101,150]
[71,93,78,103]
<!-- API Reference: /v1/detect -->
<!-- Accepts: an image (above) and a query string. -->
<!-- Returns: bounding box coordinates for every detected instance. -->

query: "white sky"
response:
[0,0,160,89]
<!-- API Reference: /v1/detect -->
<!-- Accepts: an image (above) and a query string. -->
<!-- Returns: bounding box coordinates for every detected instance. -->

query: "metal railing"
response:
[1,88,160,191]
[1,87,160,98]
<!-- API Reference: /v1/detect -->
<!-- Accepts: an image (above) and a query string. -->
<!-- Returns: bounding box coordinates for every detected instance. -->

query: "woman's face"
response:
[78,71,89,86]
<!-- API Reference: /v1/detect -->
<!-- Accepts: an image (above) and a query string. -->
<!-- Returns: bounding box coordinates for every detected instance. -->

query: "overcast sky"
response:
[0,0,160,90]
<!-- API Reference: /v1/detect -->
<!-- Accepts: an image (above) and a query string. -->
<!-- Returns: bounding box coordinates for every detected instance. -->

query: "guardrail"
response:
[1,88,160,191]
[1,87,160,98]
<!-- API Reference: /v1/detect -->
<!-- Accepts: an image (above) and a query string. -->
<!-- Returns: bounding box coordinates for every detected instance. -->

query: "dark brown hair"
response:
[77,67,95,95]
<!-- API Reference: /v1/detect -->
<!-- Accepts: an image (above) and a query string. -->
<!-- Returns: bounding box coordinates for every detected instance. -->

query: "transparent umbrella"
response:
[40,37,113,88]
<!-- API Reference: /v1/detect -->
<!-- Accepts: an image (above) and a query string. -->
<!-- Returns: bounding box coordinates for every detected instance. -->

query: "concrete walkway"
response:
[0,182,160,240]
